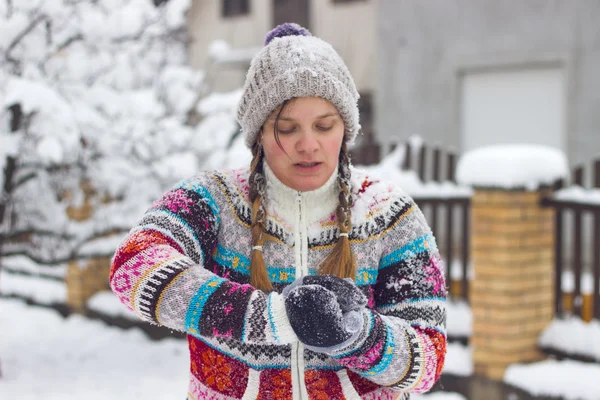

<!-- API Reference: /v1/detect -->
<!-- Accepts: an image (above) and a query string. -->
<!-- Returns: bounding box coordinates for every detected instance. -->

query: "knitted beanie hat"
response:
[237,23,361,149]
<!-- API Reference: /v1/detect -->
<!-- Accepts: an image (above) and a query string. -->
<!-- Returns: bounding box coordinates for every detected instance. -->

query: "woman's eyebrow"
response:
[316,112,338,119]
[277,113,338,121]
[316,113,337,119]
[277,116,295,121]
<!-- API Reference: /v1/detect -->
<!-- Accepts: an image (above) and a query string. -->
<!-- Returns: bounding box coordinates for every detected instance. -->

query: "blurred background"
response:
[1,1,599,399]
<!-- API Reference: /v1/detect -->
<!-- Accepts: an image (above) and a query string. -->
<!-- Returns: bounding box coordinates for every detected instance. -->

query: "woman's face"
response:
[261,97,345,192]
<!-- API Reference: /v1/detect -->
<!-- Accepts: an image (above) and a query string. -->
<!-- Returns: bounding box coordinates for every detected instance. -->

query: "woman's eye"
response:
[316,125,333,131]
[278,127,296,134]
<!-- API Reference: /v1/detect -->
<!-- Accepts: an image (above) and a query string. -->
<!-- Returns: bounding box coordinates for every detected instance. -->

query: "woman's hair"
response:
[249,139,272,291]
[248,100,357,292]
[318,141,357,279]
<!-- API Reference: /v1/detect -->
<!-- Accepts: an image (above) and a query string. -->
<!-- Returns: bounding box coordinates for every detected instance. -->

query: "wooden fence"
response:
[542,158,600,321]
[355,139,472,303]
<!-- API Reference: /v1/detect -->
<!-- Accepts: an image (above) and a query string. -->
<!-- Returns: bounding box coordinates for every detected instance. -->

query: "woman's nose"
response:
[296,131,319,154]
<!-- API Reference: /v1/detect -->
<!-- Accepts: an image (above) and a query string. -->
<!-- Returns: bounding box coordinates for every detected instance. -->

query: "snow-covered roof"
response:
[457,144,569,190]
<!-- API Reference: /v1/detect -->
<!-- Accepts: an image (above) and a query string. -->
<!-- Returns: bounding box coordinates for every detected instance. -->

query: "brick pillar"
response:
[66,257,111,312]
[66,260,85,312]
[64,179,112,313]
[470,189,554,380]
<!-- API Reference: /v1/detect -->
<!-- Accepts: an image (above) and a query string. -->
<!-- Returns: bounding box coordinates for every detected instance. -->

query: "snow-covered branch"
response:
[4,12,46,66]
[2,248,75,266]
[13,171,36,190]
[0,0,244,268]
[46,33,83,59]
[5,0,13,19]
[4,228,73,242]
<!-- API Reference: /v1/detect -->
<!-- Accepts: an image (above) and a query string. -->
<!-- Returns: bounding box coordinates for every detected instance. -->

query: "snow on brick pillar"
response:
[457,144,569,381]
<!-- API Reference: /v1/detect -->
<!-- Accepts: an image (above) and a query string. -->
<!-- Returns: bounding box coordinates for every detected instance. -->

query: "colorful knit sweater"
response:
[109,163,447,400]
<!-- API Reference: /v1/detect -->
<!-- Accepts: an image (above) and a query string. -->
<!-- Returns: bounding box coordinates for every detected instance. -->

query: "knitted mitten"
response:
[284,284,364,349]
[282,274,367,311]
[302,275,367,312]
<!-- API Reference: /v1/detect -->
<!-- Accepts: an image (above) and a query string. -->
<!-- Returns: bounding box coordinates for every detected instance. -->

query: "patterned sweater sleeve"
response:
[109,174,297,346]
[325,197,447,393]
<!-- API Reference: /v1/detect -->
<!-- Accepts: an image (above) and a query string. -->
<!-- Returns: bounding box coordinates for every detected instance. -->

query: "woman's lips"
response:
[294,162,322,172]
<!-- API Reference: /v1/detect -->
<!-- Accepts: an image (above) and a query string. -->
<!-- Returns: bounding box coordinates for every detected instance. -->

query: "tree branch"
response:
[57,33,83,53]
[2,225,129,264]
[13,171,37,190]
[1,249,73,266]
[5,13,47,62]
[3,226,128,245]
[18,161,79,173]
[46,33,83,59]
[3,228,74,241]
[1,248,122,264]
[113,17,159,44]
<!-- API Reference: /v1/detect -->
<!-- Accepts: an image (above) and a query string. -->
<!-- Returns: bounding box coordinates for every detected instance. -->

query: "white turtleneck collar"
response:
[263,161,339,225]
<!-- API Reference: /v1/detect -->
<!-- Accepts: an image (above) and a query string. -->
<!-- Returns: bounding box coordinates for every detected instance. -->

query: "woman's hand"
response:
[302,275,367,312]
[283,275,366,349]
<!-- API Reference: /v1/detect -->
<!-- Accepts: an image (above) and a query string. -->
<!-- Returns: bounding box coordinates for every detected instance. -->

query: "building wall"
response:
[310,0,377,94]
[378,0,600,166]
[187,0,376,94]
[187,0,272,91]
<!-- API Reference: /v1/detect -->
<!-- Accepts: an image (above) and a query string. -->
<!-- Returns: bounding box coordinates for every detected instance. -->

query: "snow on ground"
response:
[87,290,138,320]
[539,317,600,361]
[0,297,463,399]
[413,393,466,400]
[445,339,600,399]
[444,343,473,377]
[456,144,568,189]
[505,360,600,400]
[0,271,66,304]
[446,299,472,338]
[0,298,189,400]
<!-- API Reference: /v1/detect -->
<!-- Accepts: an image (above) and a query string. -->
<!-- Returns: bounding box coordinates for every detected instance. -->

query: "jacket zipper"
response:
[292,192,309,400]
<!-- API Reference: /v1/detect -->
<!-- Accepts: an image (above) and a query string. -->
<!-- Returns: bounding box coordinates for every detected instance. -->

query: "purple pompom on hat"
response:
[237,23,360,149]
[264,23,312,45]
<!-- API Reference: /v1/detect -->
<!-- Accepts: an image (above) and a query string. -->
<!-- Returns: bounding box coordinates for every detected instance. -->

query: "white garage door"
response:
[460,67,566,152]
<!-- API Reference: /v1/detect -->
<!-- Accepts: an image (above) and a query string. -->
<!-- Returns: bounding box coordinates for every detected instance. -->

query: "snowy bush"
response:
[0,0,244,265]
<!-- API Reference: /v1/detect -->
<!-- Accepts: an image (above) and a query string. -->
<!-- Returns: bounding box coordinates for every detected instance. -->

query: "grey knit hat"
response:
[237,23,361,149]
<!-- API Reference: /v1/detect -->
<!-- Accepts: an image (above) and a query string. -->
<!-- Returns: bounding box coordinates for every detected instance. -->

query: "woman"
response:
[110,23,447,400]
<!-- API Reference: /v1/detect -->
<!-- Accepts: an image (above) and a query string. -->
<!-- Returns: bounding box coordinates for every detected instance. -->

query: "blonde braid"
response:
[319,142,357,279]
[249,140,273,292]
